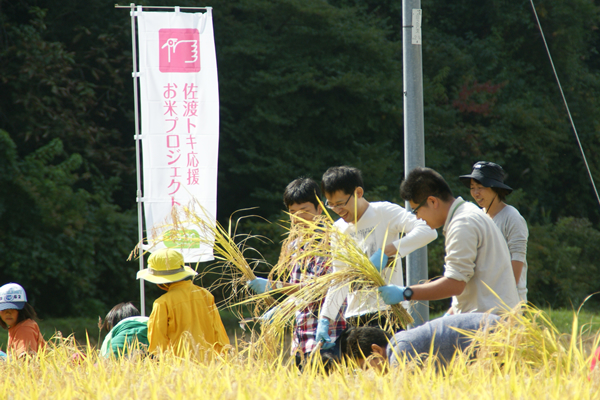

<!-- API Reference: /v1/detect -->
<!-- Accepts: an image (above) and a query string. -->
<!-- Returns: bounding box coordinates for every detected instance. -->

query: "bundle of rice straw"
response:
[241,209,414,337]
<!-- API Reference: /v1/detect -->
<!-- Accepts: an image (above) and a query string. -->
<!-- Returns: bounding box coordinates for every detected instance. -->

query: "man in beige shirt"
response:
[378,167,520,314]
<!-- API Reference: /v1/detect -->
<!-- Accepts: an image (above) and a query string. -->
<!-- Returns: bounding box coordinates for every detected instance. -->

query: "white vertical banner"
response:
[137,8,218,262]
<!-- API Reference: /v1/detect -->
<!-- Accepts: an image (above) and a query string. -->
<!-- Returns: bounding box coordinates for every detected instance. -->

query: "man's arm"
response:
[319,229,348,320]
[410,277,466,301]
[247,278,300,295]
[504,211,528,284]
[379,215,475,306]
[316,260,348,349]
[512,260,524,283]
[384,243,399,258]
[390,207,438,258]
[320,283,349,320]
[378,277,466,305]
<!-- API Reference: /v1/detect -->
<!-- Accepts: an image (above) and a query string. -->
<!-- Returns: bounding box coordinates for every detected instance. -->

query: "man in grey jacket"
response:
[378,167,520,314]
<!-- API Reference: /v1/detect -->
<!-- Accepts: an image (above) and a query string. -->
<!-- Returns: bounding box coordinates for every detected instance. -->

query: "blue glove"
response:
[377,285,406,305]
[259,307,278,324]
[369,249,389,272]
[248,277,270,294]
[315,318,335,350]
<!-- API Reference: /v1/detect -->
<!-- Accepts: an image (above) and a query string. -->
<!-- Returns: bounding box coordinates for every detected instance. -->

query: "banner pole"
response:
[129,3,146,316]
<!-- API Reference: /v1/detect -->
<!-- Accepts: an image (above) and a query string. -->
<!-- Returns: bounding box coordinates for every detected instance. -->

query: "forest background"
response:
[1,0,600,319]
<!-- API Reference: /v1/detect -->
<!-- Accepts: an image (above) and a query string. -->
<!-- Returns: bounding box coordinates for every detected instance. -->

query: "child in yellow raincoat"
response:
[137,248,229,358]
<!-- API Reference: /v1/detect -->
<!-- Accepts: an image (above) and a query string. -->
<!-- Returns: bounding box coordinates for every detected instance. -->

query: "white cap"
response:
[0,283,27,311]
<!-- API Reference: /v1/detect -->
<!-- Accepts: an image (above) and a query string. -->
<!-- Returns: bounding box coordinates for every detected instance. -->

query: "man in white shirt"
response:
[378,167,520,314]
[315,166,438,349]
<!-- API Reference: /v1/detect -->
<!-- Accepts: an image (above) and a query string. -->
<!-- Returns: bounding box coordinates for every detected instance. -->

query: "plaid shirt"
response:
[289,249,346,355]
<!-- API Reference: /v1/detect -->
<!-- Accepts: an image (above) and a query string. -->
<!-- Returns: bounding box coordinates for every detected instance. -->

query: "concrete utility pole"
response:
[402,0,428,327]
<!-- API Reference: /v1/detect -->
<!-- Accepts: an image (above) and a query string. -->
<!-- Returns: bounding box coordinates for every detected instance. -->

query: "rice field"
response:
[3,209,599,399]
[1,305,599,399]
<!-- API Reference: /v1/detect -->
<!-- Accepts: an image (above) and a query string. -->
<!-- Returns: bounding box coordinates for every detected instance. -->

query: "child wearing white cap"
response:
[137,248,230,358]
[0,283,46,357]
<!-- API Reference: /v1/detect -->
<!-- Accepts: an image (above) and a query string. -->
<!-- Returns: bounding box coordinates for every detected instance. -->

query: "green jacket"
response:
[100,316,149,358]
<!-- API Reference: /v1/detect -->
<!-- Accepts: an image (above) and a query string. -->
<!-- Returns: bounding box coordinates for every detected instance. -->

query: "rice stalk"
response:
[457,305,579,372]
[237,209,413,341]
[1,308,599,400]
[132,200,276,313]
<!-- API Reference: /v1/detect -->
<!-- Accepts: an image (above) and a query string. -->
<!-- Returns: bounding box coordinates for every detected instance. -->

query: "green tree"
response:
[421,0,600,225]
[0,131,138,317]
[2,0,600,315]
[528,217,600,309]
[210,0,408,219]
[0,2,139,317]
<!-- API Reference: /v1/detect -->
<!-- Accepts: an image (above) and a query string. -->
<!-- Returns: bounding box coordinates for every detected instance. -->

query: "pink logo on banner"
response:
[159,29,201,73]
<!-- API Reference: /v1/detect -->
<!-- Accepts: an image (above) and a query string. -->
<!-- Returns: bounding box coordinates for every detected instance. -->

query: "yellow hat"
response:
[136,248,198,284]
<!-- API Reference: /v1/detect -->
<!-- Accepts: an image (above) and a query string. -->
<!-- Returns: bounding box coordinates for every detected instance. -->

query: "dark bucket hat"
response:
[459,161,513,193]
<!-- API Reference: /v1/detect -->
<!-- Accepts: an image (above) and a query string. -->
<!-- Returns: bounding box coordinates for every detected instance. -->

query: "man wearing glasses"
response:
[377,167,520,316]
[315,166,437,349]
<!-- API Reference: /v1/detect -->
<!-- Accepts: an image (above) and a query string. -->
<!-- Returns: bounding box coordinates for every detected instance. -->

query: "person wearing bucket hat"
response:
[137,247,198,284]
[137,248,229,357]
[0,283,46,357]
[459,161,529,303]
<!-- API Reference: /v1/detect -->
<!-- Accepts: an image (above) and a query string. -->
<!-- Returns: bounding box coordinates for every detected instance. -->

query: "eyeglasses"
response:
[411,198,428,215]
[325,194,353,210]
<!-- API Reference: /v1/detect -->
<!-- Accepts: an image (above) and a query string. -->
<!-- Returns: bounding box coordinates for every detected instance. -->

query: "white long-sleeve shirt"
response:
[321,201,438,320]
[445,198,520,314]
[493,205,528,302]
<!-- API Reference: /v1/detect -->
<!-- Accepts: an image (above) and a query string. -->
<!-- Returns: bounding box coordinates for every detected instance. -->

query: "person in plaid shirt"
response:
[248,177,346,367]
[288,241,346,359]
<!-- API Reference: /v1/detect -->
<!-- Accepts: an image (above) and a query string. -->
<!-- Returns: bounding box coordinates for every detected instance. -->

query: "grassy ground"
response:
[545,307,600,334]
[1,307,599,351]
[0,309,248,349]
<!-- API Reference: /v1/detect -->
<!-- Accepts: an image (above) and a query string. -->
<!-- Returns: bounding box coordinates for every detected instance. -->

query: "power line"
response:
[529,0,600,208]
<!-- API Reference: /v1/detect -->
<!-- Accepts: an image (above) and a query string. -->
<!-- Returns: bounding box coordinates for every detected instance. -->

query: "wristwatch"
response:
[403,287,413,301]
[274,281,284,290]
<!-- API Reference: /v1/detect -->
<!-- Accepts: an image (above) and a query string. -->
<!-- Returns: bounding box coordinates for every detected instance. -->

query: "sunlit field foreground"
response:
[1,307,599,399]
[4,207,598,398]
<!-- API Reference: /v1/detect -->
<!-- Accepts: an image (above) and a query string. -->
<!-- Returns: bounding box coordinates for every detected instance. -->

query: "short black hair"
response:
[321,166,364,196]
[0,303,38,330]
[400,167,453,203]
[102,302,140,332]
[490,187,511,202]
[283,178,321,209]
[340,326,391,360]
